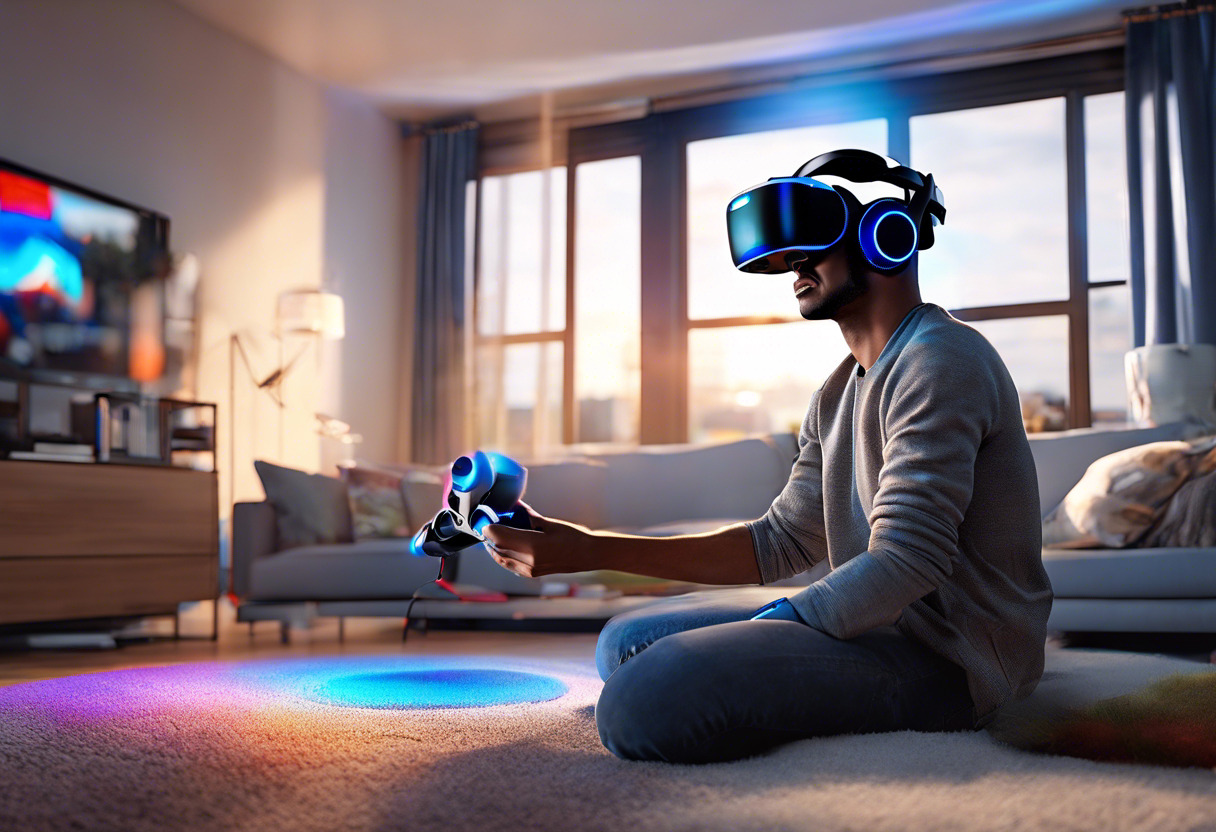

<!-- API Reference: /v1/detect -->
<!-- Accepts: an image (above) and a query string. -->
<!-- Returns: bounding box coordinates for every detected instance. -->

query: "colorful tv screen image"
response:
[0,168,165,378]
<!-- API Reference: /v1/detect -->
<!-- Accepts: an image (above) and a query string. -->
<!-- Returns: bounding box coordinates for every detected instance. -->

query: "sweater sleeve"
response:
[786,342,997,639]
[745,388,829,583]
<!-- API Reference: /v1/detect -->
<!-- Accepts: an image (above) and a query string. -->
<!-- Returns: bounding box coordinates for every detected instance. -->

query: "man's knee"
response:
[595,607,663,681]
[596,635,706,762]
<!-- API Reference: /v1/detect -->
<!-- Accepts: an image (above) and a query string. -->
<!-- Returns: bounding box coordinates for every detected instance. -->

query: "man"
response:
[482,153,1053,764]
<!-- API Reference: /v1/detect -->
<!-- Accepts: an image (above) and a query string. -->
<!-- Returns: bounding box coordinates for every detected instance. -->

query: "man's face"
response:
[788,247,869,321]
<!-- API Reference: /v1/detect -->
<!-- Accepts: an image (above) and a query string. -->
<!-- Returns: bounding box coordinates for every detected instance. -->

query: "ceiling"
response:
[166,0,1128,124]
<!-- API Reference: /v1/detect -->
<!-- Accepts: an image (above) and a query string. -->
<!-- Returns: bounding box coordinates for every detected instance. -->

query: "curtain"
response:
[1125,3,1216,347]
[411,121,479,465]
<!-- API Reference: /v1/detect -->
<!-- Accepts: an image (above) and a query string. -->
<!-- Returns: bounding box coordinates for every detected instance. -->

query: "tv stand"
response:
[0,459,219,638]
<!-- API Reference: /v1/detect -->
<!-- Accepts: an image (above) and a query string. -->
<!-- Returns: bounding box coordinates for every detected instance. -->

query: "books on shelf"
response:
[9,451,94,463]
[33,442,95,456]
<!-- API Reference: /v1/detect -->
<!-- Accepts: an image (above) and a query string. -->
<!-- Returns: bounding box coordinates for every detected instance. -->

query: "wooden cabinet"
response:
[0,461,218,627]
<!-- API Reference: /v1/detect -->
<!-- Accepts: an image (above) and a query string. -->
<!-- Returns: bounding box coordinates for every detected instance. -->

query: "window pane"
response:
[911,99,1068,309]
[688,322,849,443]
[687,120,887,321]
[476,167,566,336]
[1090,284,1132,425]
[965,316,1069,433]
[1085,92,1130,285]
[575,156,640,444]
[475,341,562,457]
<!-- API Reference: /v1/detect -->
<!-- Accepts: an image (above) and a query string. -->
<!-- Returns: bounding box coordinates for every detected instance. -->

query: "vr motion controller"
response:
[409,450,533,558]
[726,148,947,277]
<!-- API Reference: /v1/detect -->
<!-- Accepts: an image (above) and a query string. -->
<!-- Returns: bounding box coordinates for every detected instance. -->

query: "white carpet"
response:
[1,646,1214,832]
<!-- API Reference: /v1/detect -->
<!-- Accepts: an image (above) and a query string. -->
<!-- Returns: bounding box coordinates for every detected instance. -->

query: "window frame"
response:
[475,45,1126,448]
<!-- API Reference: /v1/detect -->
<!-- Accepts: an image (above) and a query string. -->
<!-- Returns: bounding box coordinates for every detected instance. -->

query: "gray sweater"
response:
[745,302,1053,727]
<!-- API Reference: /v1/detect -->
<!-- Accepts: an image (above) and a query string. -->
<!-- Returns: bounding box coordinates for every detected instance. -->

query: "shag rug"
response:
[1,648,1215,832]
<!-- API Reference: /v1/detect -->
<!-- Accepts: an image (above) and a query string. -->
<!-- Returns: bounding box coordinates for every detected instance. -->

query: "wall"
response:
[0,0,408,523]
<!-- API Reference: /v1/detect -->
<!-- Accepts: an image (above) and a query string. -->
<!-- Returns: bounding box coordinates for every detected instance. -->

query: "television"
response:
[0,158,170,384]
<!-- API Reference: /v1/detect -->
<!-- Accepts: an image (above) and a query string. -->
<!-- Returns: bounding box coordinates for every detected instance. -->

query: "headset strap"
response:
[795,149,945,226]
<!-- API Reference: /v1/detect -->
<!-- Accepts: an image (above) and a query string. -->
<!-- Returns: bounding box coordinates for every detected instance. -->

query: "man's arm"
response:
[784,341,998,638]
[485,389,827,585]
[481,507,761,584]
[585,523,761,585]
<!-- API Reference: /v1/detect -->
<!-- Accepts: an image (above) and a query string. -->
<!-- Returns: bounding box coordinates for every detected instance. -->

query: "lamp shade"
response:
[277,290,345,339]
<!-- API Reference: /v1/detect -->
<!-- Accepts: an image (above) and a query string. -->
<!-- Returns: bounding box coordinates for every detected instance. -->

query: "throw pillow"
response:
[1139,457,1216,548]
[338,462,412,540]
[399,467,447,533]
[1041,435,1216,549]
[254,460,354,550]
[1021,672,1216,769]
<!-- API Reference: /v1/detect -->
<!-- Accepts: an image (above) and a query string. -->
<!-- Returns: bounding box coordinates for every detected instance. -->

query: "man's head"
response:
[787,245,919,323]
[726,150,944,318]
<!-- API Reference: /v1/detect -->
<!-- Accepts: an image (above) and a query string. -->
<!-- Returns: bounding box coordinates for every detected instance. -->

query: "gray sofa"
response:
[232,421,1215,636]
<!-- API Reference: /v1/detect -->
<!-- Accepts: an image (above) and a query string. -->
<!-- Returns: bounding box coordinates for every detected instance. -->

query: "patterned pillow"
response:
[1042,435,1216,549]
[338,462,412,540]
[399,468,447,533]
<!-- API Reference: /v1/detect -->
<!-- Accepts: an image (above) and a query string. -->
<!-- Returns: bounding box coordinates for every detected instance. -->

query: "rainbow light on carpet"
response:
[0,656,571,724]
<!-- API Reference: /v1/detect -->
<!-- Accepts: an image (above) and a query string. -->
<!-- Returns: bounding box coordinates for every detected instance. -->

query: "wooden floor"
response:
[0,599,601,688]
[2,600,1213,688]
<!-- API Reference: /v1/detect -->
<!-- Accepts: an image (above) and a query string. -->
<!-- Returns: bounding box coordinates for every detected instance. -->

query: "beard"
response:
[799,253,870,321]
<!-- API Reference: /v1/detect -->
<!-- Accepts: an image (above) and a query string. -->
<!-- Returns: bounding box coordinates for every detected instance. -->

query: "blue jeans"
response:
[594,588,977,763]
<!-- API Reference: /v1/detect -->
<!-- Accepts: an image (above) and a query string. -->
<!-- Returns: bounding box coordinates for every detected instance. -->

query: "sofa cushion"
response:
[516,458,609,530]
[1028,422,1196,518]
[1041,435,1216,549]
[587,436,792,529]
[1042,546,1216,598]
[254,460,353,550]
[247,539,440,601]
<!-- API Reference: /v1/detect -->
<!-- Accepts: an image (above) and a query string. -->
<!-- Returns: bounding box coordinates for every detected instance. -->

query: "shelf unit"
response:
[0,376,219,637]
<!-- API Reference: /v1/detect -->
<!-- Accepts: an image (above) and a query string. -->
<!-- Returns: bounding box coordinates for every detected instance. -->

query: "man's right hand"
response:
[481,501,597,578]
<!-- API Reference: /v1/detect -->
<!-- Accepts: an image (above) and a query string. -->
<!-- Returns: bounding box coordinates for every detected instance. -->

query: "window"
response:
[473,167,566,457]
[910,98,1070,311]
[473,47,1128,449]
[574,156,641,444]
[688,323,847,443]
[966,316,1071,433]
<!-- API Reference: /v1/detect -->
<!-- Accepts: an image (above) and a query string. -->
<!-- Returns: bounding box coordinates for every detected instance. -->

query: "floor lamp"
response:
[228,289,345,513]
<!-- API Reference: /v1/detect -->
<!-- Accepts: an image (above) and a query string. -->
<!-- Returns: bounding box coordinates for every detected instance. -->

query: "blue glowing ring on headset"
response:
[410,526,427,557]
[858,202,918,271]
[451,452,493,494]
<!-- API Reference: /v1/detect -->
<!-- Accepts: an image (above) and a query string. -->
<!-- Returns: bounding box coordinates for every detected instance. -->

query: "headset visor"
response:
[726,178,848,274]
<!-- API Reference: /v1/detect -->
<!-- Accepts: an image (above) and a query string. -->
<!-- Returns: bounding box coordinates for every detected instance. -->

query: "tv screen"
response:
[0,159,170,381]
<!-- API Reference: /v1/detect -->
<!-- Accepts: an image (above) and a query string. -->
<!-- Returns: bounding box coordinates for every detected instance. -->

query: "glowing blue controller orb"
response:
[410,450,532,558]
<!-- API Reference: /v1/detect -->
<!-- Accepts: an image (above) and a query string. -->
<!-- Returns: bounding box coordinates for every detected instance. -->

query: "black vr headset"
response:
[726,148,947,276]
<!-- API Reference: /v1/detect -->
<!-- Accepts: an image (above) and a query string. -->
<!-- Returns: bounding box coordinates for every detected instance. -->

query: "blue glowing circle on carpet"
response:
[314,668,568,709]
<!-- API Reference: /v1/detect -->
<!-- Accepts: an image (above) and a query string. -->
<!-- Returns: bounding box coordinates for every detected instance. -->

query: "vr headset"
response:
[726,149,946,276]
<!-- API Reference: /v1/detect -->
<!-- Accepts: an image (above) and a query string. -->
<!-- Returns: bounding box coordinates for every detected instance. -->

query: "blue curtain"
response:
[411,121,479,464]
[1125,4,1216,347]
